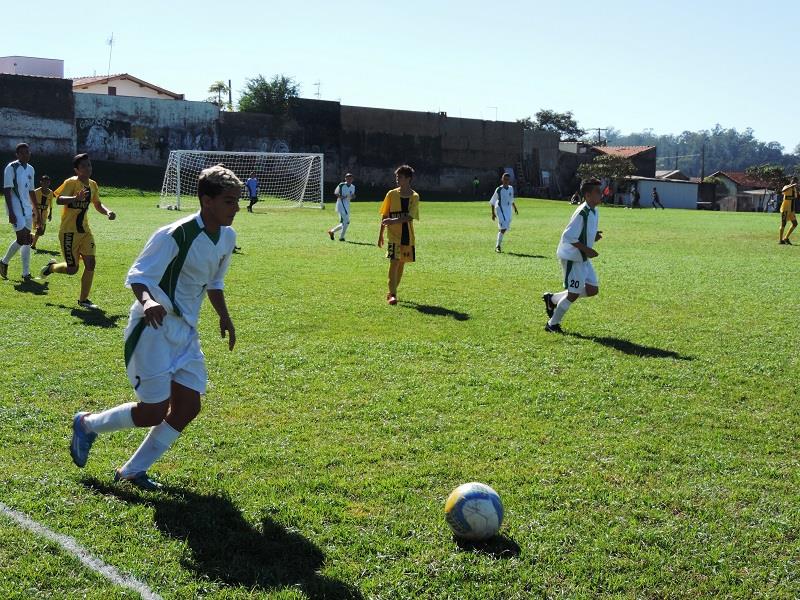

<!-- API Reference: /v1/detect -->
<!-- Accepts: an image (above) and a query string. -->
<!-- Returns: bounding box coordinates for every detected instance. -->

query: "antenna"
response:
[314,80,321,99]
[487,106,498,121]
[106,32,114,77]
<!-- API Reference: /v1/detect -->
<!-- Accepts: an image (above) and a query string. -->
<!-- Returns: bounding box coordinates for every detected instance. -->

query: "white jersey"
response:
[3,160,35,219]
[125,212,236,328]
[557,202,599,262]
[334,182,356,216]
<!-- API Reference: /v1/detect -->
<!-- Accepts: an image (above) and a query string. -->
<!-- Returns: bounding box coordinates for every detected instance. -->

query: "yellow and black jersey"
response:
[781,184,798,213]
[53,177,100,234]
[34,187,54,217]
[379,188,419,247]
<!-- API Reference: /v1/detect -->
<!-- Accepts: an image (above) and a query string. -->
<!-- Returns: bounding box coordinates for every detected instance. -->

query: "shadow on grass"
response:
[399,301,470,321]
[454,534,521,559]
[14,279,49,295]
[566,332,692,360]
[344,240,374,247]
[45,302,125,328]
[504,251,546,259]
[33,248,60,256]
[81,478,362,599]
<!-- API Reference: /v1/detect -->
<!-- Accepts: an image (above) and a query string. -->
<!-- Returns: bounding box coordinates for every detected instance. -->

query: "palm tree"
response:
[207,81,230,108]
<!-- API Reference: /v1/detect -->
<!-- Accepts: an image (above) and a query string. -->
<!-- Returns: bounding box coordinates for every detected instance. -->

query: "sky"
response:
[3,0,798,152]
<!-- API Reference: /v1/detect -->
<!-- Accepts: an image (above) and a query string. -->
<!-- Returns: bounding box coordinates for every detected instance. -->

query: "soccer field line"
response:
[0,501,162,600]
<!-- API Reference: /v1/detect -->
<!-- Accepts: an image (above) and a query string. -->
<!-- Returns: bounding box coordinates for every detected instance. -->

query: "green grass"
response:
[1,192,798,599]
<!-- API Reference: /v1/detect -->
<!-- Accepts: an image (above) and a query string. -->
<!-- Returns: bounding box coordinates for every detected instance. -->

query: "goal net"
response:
[159,150,324,210]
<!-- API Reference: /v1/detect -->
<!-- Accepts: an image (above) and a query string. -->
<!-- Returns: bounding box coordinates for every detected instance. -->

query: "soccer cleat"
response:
[22,274,32,283]
[785,239,793,245]
[70,412,97,468]
[339,238,345,242]
[495,246,502,253]
[114,469,162,491]
[40,259,56,278]
[542,293,555,318]
[77,299,100,309]
[387,295,398,305]
[328,230,334,240]
[544,323,564,334]
[0,260,7,280]
[779,240,787,245]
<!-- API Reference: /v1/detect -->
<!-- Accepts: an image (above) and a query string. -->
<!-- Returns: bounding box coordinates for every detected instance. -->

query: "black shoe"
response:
[542,293,555,318]
[0,260,7,280]
[544,323,563,334]
[785,239,793,245]
[779,240,787,245]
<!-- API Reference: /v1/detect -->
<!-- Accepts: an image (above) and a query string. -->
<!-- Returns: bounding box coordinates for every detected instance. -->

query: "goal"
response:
[159,150,324,210]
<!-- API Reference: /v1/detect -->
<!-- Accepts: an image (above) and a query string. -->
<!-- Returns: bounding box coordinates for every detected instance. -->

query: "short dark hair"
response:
[501,172,511,179]
[580,178,602,197]
[73,153,90,168]
[40,174,50,181]
[15,143,29,153]
[197,164,243,199]
[395,165,414,179]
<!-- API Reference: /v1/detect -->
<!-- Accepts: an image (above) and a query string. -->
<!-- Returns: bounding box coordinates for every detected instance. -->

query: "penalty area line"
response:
[0,501,162,600]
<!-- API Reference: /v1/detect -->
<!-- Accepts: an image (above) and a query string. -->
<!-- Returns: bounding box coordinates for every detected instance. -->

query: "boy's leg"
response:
[396,261,405,292]
[496,230,504,249]
[339,216,350,240]
[786,217,798,241]
[80,258,95,302]
[49,232,80,275]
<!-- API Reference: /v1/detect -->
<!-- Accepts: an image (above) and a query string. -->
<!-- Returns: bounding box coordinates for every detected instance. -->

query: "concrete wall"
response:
[0,74,74,156]
[630,178,700,210]
[341,106,522,194]
[74,93,219,165]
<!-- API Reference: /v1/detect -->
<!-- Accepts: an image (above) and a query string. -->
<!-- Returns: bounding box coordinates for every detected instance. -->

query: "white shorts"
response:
[495,207,512,231]
[336,201,350,222]
[123,313,207,403]
[561,258,598,293]
[7,206,32,232]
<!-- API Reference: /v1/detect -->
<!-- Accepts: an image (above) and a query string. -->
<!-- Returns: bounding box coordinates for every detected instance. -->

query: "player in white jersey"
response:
[327,173,356,241]
[69,165,241,490]
[542,178,603,333]
[1,143,40,281]
[489,173,518,252]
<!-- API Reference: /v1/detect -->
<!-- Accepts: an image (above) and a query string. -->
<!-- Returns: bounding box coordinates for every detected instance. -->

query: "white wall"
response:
[0,56,63,78]
[74,78,179,100]
[632,179,699,209]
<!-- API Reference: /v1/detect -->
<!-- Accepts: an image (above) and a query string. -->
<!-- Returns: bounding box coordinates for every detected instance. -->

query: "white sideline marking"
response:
[0,501,162,600]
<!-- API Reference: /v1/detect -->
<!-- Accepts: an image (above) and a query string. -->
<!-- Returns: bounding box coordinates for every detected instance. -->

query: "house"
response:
[710,171,772,212]
[556,143,657,197]
[72,74,184,100]
[656,169,690,181]
[0,56,63,78]
[592,146,657,178]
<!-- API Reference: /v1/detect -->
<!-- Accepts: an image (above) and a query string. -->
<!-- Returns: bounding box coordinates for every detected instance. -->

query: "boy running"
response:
[327,173,356,241]
[378,165,419,305]
[31,174,54,250]
[542,178,603,333]
[490,173,518,252]
[69,165,241,490]
[1,143,40,281]
[245,172,258,212]
[41,154,116,309]
[651,187,665,209]
[779,176,798,245]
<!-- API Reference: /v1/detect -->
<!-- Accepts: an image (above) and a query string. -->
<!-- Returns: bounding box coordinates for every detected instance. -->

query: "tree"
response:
[577,154,636,184]
[517,109,585,140]
[238,74,300,115]
[745,164,788,192]
[207,80,231,110]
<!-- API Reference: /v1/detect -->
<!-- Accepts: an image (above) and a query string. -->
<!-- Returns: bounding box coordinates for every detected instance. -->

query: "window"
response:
[108,86,117,96]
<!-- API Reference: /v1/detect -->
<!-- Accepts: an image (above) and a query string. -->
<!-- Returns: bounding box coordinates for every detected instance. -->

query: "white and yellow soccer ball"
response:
[444,482,504,541]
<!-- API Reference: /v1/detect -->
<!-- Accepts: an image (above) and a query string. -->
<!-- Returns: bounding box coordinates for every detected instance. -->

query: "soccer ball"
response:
[444,482,503,541]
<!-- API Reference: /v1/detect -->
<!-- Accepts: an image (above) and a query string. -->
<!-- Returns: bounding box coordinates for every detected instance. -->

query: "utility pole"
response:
[700,142,706,181]
[106,33,114,77]
[228,79,232,110]
[314,80,321,99]
[587,128,608,145]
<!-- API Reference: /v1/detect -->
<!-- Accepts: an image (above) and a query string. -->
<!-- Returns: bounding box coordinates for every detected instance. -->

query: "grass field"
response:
[1,191,798,599]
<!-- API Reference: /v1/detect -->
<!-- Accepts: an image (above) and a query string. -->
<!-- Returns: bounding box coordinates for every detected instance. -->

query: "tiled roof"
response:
[712,171,771,189]
[71,73,183,99]
[593,145,656,158]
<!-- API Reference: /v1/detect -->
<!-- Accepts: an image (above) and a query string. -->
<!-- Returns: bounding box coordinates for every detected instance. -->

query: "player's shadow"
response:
[80,478,362,599]
[33,248,60,256]
[344,241,374,247]
[454,534,521,559]
[566,332,692,360]
[399,301,470,321]
[44,302,125,329]
[504,251,546,259]
[14,279,49,295]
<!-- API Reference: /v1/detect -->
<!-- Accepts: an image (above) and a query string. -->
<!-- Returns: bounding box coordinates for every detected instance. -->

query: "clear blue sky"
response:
[3,0,798,151]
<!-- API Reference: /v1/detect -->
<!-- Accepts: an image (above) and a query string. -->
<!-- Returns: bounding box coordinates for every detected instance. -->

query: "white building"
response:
[0,56,64,78]
[72,74,184,100]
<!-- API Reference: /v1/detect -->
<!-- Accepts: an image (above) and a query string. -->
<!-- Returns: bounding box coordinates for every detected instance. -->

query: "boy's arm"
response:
[3,188,15,224]
[28,189,41,225]
[377,222,385,247]
[513,201,519,215]
[91,188,116,219]
[130,283,167,328]
[206,289,235,350]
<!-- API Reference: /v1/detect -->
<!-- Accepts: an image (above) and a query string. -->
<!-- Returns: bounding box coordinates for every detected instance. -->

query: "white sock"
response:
[84,402,136,434]
[551,290,568,304]
[2,241,20,264]
[549,298,573,326]
[331,223,343,233]
[20,245,30,276]
[496,232,504,247]
[119,421,181,477]
[340,220,349,239]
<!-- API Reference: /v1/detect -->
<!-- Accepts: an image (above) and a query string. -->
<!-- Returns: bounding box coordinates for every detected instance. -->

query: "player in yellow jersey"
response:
[377,165,419,305]
[41,154,116,308]
[779,176,798,245]
[31,174,54,251]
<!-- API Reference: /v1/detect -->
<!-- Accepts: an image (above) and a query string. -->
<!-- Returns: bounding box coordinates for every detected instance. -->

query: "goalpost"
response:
[159,150,324,210]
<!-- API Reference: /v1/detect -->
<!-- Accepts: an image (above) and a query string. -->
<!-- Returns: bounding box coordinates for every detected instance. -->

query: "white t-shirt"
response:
[489,185,514,219]
[557,202,599,262]
[334,182,356,214]
[3,160,35,217]
[126,212,236,328]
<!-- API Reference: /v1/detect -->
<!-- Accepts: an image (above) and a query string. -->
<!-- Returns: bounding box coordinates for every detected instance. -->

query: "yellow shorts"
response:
[60,232,95,268]
[386,242,415,263]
